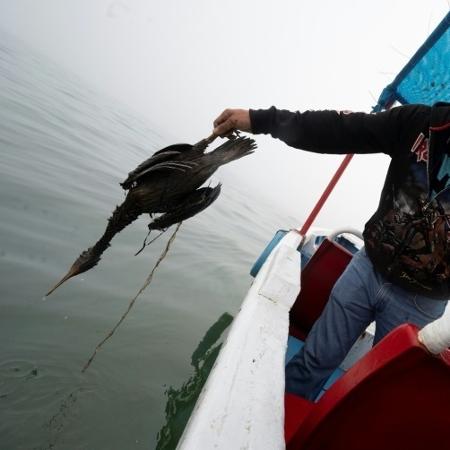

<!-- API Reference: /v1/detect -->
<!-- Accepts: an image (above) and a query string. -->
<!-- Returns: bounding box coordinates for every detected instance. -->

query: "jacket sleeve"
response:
[249,106,411,156]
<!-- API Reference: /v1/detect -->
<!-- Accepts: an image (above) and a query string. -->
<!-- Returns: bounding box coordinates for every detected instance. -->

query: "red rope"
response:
[298,154,354,236]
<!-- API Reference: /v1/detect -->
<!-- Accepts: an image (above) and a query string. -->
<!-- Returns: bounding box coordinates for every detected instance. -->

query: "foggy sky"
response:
[1,0,448,231]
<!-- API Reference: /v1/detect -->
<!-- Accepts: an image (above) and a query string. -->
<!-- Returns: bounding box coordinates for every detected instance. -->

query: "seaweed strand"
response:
[81,222,182,373]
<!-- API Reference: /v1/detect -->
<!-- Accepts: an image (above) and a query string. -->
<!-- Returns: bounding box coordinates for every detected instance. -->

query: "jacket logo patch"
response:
[411,132,429,163]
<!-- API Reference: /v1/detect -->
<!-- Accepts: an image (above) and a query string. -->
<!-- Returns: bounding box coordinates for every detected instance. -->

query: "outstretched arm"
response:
[213,104,429,156]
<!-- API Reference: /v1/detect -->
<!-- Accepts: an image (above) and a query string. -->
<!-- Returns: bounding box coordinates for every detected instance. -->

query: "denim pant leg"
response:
[373,283,448,344]
[285,249,378,400]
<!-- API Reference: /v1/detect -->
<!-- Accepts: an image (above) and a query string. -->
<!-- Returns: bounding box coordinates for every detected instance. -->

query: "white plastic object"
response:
[418,304,450,354]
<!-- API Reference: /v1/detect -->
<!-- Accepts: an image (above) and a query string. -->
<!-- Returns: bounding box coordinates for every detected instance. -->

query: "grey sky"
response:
[1,0,448,230]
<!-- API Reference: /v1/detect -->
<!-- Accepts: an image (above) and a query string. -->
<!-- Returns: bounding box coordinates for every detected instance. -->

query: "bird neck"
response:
[92,197,141,257]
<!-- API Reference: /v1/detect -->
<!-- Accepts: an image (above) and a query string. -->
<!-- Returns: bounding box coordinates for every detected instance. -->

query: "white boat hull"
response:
[177,231,302,450]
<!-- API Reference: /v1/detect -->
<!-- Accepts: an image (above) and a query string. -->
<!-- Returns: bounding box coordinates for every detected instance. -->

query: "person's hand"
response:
[213,109,251,137]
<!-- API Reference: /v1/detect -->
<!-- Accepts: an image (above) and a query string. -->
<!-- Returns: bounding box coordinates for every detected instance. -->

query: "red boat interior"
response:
[285,238,450,450]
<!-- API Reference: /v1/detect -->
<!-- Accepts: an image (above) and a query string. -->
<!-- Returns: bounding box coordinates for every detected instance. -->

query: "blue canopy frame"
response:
[374,11,450,112]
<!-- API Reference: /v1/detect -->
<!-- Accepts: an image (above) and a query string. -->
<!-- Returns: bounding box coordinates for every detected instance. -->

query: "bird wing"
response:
[148,184,222,230]
[151,143,193,157]
[121,143,193,189]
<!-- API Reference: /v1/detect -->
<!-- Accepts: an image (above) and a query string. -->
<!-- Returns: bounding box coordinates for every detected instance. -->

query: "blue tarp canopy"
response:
[374,11,450,111]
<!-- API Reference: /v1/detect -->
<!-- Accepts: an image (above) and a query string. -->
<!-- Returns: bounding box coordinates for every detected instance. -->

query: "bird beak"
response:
[45,265,80,296]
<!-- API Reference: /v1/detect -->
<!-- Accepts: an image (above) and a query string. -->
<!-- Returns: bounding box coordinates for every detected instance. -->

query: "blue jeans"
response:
[285,248,447,401]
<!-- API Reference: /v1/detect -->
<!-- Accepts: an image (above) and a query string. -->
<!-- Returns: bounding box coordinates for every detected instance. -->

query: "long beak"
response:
[45,265,81,297]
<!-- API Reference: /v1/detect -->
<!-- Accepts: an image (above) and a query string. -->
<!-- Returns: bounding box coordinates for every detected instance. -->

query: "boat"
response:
[175,11,450,449]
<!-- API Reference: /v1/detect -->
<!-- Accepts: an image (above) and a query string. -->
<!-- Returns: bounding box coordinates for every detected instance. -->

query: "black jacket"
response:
[250,103,450,299]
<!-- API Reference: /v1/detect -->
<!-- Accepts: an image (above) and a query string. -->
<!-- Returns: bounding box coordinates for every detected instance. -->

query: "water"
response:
[0,32,298,449]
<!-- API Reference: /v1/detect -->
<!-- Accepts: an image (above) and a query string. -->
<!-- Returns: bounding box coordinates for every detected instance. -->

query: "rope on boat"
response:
[81,222,183,373]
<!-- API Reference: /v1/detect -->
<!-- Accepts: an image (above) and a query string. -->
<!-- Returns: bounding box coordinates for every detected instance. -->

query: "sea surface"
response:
[0,32,299,449]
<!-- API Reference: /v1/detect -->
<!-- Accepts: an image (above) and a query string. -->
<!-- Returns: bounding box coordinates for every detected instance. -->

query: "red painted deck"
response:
[285,324,450,450]
[286,238,450,449]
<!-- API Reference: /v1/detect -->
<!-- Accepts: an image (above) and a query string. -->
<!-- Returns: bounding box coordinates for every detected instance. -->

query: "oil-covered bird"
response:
[46,134,256,296]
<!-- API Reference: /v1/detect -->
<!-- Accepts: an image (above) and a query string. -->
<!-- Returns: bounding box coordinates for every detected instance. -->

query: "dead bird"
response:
[46,134,256,296]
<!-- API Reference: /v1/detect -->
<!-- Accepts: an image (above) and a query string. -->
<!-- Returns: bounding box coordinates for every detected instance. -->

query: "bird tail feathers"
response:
[211,136,256,164]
